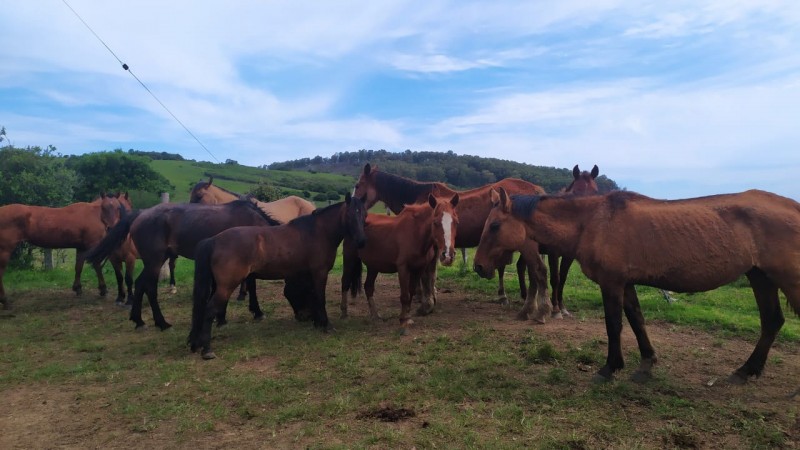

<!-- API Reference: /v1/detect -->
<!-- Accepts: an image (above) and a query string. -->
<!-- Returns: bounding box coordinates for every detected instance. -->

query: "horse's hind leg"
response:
[364,268,381,321]
[595,284,625,383]
[729,268,783,384]
[623,284,657,383]
[557,257,574,317]
[547,253,561,317]
[109,258,125,304]
[168,256,177,295]
[0,249,11,309]
[245,275,264,321]
[236,281,247,301]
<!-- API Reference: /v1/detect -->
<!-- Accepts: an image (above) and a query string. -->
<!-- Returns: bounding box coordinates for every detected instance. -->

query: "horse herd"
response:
[1,164,799,386]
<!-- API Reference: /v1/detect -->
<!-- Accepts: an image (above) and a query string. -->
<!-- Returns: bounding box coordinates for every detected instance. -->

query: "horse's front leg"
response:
[0,249,11,309]
[416,259,436,316]
[311,271,332,332]
[109,257,125,304]
[363,268,381,321]
[623,284,657,383]
[496,264,508,305]
[595,284,625,382]
[245,275,264,321]
[138,262,171,330]
[397,266,414,334]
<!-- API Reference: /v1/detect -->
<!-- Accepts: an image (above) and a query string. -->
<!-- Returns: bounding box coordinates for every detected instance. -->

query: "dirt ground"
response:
[1,275,798,449]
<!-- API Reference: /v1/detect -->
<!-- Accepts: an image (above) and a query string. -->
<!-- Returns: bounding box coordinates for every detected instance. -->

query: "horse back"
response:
[0,203,105,249]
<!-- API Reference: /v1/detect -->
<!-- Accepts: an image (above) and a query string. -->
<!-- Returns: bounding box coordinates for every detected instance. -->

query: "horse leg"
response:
[135,261,171,330]
[0,249,10,309]
[199,289,233,360]
[168,256,177,295]
[416,260,437,316]
[496,264,508,305]
[729,268,784,384]
[109,257,125,304]
[516,254,527,300]
[519,250,550,323]
[236,281,247,301]
[310,271,332,332]
[89,256,108,297]
[364,268,381,321]
[397,266,414,335]
[547,253,561,318]
[130,270,151,328]
[72,249,85,296]
[124,255,135,305]
[340,259,351,319]
[595,284,625,383]
[623,284,657,383]
[246,275,264,321]
[557,257,574,317]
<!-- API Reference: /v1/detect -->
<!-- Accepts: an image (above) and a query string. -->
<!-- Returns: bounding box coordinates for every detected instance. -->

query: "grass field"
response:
[1,249,798,449]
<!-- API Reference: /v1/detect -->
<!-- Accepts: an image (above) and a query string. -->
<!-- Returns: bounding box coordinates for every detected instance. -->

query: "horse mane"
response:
[227,199,280,226]
[606,190,646,212]
[288,201,342,233]
[374,171,437,206]
[510,194,543,219]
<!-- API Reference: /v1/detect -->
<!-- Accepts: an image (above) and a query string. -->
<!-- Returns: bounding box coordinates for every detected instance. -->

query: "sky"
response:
[2,0,799,200]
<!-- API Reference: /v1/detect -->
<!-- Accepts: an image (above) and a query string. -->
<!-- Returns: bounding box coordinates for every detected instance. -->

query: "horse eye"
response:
[490,221,500,232]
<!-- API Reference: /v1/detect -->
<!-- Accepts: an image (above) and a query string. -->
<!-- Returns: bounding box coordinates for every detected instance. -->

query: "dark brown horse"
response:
[489,187,800,384]
[188,193,367,359]
[85,200,298,330]
[341,194,459,333]
[0,194,125,308]
[353,163,544,302]
[518,164,600,317]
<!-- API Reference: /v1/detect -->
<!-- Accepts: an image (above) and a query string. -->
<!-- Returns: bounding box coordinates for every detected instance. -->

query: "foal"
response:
[341,194,459,333]
[189,193,367,359]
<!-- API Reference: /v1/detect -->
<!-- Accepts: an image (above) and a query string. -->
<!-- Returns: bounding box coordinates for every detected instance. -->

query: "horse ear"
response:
[208,176,213,185]
[490,189,500,206]
[124,191,129,200]
[345,191,352,204]
[428,193,437,209]
[100,192,106,199]
[450,193,459,207]
[363,163,371,175]
[498,187,512,213]
[591,165,599,179]
[573,165,580,179]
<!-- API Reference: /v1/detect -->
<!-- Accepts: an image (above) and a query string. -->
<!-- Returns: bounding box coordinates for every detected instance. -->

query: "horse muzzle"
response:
[439,250,455,266]
[472,263,494,279]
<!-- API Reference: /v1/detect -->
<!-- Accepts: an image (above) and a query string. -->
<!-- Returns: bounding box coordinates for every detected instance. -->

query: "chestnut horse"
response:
[188,193,368,359]
[353,163,544,302]
[189,177,316,223]
[0,194,125,308]
[490,187,800,384]
[517,164,600,318]
[341,194,459,333]
[85,200,311,330]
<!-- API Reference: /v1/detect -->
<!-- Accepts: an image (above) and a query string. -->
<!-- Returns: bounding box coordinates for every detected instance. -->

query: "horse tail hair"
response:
[189,237,216,346]
[85,210,142,264]
[341,244,362,298]
[349,255,363,298]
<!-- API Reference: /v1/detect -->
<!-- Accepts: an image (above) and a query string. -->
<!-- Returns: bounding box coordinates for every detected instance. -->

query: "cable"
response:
[61,0,220,163]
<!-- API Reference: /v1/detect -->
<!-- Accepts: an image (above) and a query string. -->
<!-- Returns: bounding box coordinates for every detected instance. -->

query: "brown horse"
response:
[353,163,544,302]
[190,177,316,223]
[490,187,800,384]
[85,200,297,330]
[517,164,600,317]
[341,194,459,333]
[188,193,367,359]
[0,194,125,308]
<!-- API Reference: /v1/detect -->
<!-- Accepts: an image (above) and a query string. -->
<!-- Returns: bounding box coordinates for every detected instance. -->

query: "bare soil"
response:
[1,275,798,449]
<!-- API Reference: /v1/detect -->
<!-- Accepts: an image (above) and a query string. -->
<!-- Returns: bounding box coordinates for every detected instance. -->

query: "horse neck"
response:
[307,203,347,246]
[374,171,441,214]
[211,186,242,203]
[400,207,435,253]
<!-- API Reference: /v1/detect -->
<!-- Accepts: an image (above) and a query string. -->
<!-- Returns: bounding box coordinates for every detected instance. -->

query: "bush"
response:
[326,192,340,201]
[312,192,328,201]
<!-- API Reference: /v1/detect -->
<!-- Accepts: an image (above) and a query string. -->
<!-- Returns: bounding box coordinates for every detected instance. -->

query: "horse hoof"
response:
[134,324,147,332]
[216,321,227,328]
[416,306,434,316]
[496,295,508,305]
[324,325,337,334]
[630,370,652,384]
[202,351,217,360]
[561,309,572,317]
[169,287,178,295]
[399,327,409,336]
[727,372,749,385]
[158,322,173,331]
[515,311,529,321]
[236,295,246,302]
[253,314,264,322]
[551,311,563,320]
[591,373,613,384]
[99,288,108,297]
[339,312,348,320]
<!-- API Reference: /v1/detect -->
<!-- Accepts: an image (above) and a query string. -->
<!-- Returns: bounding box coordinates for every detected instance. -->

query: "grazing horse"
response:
[0,194,125,308]
[490,187,800,384]
[188,193,367,359]
[189,177,316,223]
[86,200,309,330]
[517,164,600,318]
[341,194,459,333]
[353,163,544,302]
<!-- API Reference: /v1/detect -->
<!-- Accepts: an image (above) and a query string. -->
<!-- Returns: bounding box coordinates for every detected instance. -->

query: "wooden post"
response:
[43,248,54,270]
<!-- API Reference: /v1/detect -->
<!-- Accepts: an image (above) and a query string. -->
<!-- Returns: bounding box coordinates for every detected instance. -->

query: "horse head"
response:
[568,164,600,195]
[429,193,459,266]
[473,188,529,279]
[99,193,124,230]
[353,163,380,209]
[344,192,368,248]
[189,178,213,204]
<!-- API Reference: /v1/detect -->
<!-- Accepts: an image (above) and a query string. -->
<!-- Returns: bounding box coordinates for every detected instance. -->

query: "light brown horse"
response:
[489,187,800,384]
[353,163,544,302]
[341,194,459,333]
[189,177,316,223]
[0,194,125,308]
[189,193,367,359]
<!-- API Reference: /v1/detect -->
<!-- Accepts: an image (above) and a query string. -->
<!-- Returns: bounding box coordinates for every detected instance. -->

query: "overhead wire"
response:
[61,0,220,163]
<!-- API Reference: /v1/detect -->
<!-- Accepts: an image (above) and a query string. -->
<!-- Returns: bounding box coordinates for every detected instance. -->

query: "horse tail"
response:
[189,237,216,347]
[85,210,142,264]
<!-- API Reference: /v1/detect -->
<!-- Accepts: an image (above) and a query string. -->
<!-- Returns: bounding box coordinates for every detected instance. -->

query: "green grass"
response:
[1,248,798,448]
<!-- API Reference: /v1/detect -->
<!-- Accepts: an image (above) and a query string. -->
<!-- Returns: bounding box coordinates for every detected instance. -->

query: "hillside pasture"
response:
[0,252,798,449]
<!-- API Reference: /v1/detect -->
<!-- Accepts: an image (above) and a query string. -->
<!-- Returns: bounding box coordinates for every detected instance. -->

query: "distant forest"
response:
[268,149,619,193]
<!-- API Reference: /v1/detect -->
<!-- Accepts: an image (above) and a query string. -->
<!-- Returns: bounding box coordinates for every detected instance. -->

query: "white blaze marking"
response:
[441,212,453,256]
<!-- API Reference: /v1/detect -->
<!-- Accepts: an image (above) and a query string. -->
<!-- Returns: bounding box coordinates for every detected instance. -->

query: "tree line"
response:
[268,149,620,193]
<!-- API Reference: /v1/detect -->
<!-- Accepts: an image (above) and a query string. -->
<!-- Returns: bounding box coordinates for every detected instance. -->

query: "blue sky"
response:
[2,0,799,199]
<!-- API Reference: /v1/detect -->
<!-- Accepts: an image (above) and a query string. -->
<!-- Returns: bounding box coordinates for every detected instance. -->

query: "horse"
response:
[85,200,313,330]
[188,192,367,359]
[0,193,125,308]
[189,177,316,223]
[517,164,600,318]
[353,163,544,302]
[488,187,800,384]
[341,194,459,333]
